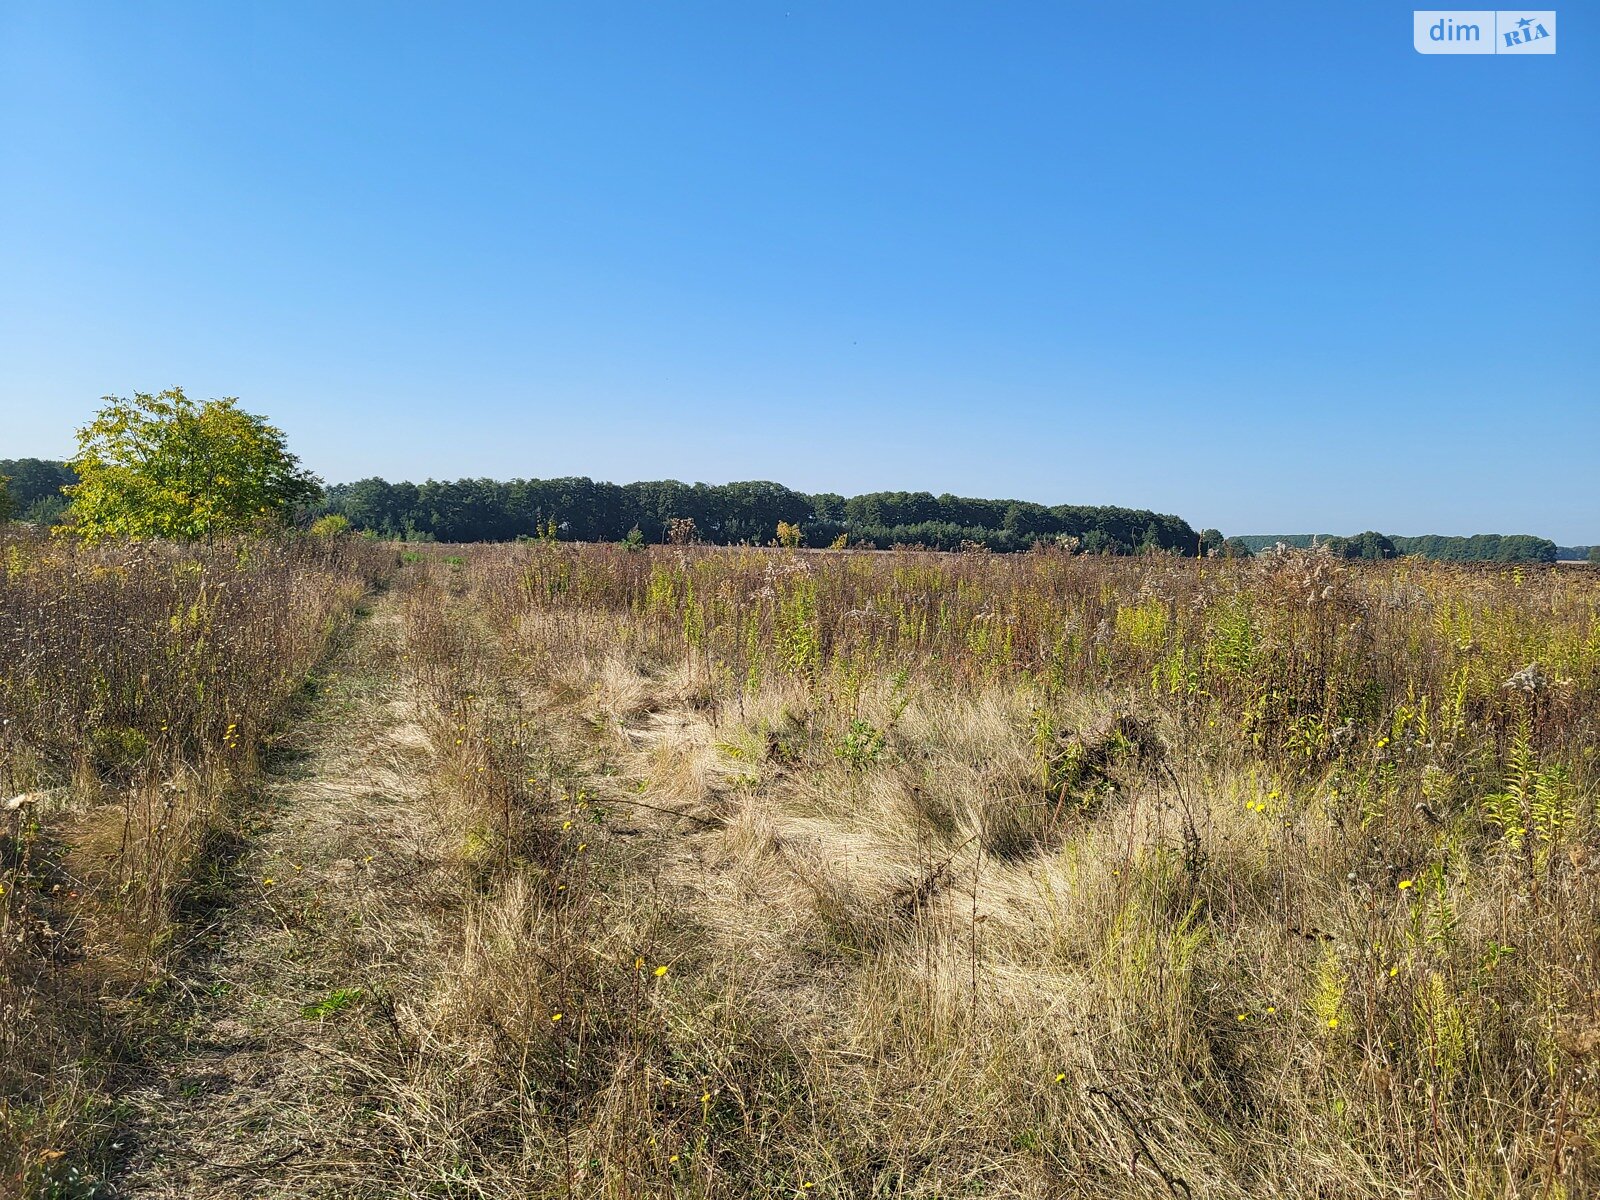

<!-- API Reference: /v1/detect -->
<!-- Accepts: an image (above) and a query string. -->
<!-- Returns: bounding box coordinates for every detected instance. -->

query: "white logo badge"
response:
[1414,11,1556,54]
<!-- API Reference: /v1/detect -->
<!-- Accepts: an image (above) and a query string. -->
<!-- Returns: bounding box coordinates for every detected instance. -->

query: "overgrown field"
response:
[377,545,1600,1197]
[0,530,388,1195]
[5,538,1599,1197]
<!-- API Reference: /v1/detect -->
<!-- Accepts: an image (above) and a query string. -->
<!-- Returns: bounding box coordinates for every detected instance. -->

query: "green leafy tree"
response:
[1222,537,1255,559]
[63,389,321,541]
[1588,546,1600,565]
[0,474,12,521]
[1326,531,1397,561]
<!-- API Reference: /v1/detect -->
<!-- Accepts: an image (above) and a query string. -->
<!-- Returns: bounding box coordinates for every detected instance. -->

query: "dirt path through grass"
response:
[114,591,445,1198]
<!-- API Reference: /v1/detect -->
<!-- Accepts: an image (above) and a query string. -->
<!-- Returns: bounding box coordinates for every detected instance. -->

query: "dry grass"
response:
[0,529,389,1196]
[7,537,1599,1197]
[354,544,1600,1198]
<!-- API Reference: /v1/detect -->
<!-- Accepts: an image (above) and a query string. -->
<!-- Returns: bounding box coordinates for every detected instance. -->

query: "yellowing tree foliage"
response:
[64,389,321,541]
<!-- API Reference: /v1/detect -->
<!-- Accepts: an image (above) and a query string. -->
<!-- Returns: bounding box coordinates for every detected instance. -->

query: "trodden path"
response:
[115,591,445,1198]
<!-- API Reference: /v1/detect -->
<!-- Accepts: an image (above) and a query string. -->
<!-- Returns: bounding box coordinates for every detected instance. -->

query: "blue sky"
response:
[2,3,1595,539]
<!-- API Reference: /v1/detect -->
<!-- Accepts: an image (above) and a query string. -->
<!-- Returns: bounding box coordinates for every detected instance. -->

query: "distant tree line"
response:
[1,457,1199,553]
[1389,533,1560,563]
[319,476,1202,553]
[0,458,77,525]
[1234,531,1561,563]
[2,453,1584,563]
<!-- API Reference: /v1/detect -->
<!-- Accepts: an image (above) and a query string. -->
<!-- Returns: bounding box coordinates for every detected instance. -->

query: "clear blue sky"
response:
[2,3,1595,540]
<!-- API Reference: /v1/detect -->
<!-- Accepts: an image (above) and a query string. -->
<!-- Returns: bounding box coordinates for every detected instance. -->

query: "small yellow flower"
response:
[1236,1012,1247,1021]
[563,820,573,830]
[1054,1072,1066,1084]
[577,842,587,852]
[1327,1017,1340,1029]
[1388,966,1399,977]
[263,877,275,887]
[654,964,669,977]
[1265,1006,1276,1014]
[551,1012,563,1022]
[701,1091,711,1102]
[669,1154,680,1163]
[1398,879,1414,890]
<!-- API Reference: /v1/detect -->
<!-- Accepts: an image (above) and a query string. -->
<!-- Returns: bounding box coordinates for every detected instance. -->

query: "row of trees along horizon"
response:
[0,390,1588,561]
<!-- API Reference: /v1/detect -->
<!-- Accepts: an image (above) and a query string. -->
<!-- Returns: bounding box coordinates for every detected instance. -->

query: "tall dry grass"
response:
[0,528,388,1195]
[380,543,1598,1198]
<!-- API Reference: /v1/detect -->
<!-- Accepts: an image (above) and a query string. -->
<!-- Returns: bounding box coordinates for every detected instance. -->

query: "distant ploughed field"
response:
[4,534,1598,1197]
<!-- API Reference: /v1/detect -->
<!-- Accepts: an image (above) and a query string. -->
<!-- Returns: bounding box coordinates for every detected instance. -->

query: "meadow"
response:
[3,534,1598,1197]
[0,530,388,1194]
